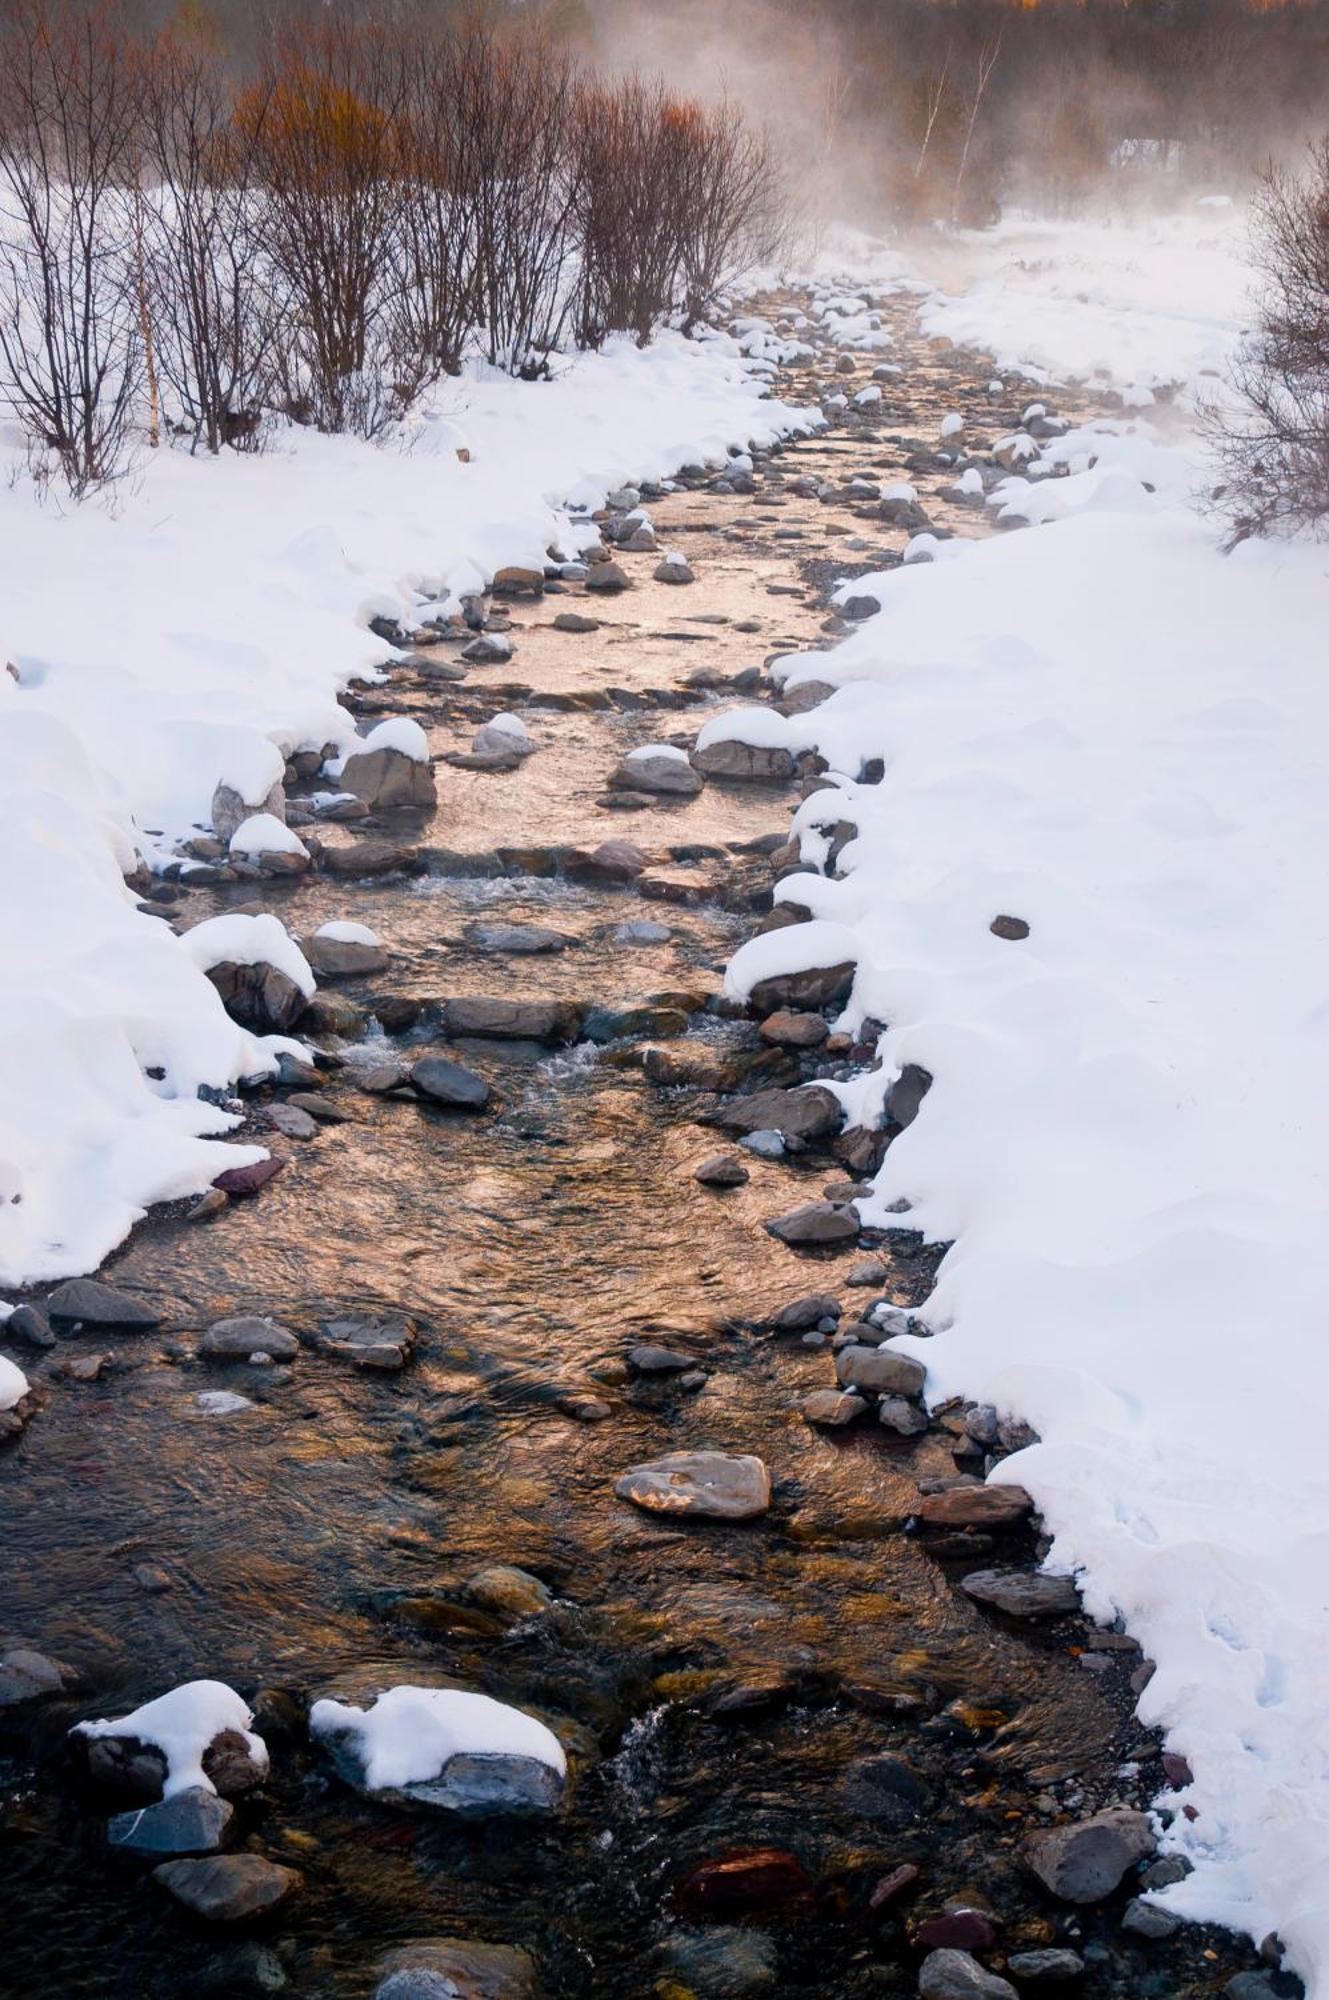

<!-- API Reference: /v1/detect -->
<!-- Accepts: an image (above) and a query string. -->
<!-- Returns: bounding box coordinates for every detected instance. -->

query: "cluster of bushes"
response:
[0,1,785,492]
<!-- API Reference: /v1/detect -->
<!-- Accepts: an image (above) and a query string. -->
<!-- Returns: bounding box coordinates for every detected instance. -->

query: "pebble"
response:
[846,1258,889,1287]
[1005,1949,1085,1984]
[266,1102,318,1141]
[196,1391,255,1416]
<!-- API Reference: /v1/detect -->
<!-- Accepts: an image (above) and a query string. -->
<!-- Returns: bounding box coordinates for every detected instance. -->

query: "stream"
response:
[0,292,1267,2000]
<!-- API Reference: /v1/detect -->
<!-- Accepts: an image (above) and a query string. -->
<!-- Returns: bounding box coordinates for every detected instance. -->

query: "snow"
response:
[695,705,793,753]
[356,716,430,763]
[625,742,689,766]
[725,919,860,999]
[179,913,316,999]
[73,1679,268,1799]
[315,920,381,949]
[229,813,308,859]
[477,712,533,751]
[309,1684,566,1790]
[0,1355,28,1410]
[0,327,814,1288]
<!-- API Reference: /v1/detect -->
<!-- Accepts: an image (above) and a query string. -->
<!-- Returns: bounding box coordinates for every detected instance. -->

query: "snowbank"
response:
[0,331,815,1287]
[736,399,1329,1978]
[74,1679,269,1799]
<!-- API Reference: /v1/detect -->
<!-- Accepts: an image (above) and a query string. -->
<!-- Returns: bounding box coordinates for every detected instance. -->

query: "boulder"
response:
[711,1085,841,1144]
[765,1203,858,1247]
[205,959,308,1034]
[200,1317,300,1364]
[915,1486,1033,1530]
[340,746,436,811]
[374,1940,536,2000]
[747,962,855,1013]
[1021,1808,1154,1904]
[608,750,704,797]
[153,1854,301,1922]
[306,929,387,977]
[442,997,580,1044]
[614,1451,771,1522]
[961,1570,1079,1618]
[46,1279,159,1332]
[107,1787,234,1858]
[918,1950,1017,2000]
[212,778,284,845]
[691,740,794,783]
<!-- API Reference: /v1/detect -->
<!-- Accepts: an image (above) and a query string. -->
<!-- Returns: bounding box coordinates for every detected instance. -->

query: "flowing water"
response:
[0,296,1259,1999]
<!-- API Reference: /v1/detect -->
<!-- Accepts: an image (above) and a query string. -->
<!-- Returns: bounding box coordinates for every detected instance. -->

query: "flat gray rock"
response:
[467,924,567,956]
[375,1938,535,2000]
[108,1786,234,1857]
[919,1949,1017,2000]
[152,1853,301,1921]
[46,1279,159,1331]
[608,751,703,797]
[201,1317,300,1363]
[1021,1807,1154,1904]
[615,1451,770,1521]
[835,1344,926,1396]
[712,1085,841,1143]
[961,1569,1079,1618]
[410,1056,491,1111]
[765,1202,858,1246]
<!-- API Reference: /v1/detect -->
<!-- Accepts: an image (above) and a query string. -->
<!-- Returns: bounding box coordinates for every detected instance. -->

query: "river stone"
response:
[108,1786,234,1857]
[915,1485,1033,1529]
[759,1009,828,1048]
[265,1103,316,1141]
[4,1303,54,1347]
[1021,1807,1155,1904]
[340,745,437,811]
[887,1062,933,1128]
[842,1751,930,1828]
[1120,1897,1181,1940]
[201,1317,300,1364]
[694,1153,750,1188]
[918,1949,1017,2000]
[306,932,388,977]
[211,779,285,845]
[566,840,645,883]
[467,924,566,955]
[319,839,420,878]
[608,751,704,797]
[961,1570,1079,1618]
[462,1566,552,1622]
[1005,1949,1085,1983]
[628,1345,699,1375]
[410,1057,491,1111]
[765,1202,858,1246]
[660,1926,777,1995]
[491,565,544,596]
[205,959,308,1034]
[615,1451,771,1522]
[879,1395,929,1436]
[691,740,794,783]
[747,961,855,1012]
[460,633,514,664]
[711,1085,841,1143]
[375,1939,536,2000]
[213,1157,285,1198]
[443,997,580,1043]
[553,611,600,633]
[802,1389,867,1428]
[0,1648,71,1708]
[321,1734,561,1819]
[584,560,630,593]
[654,557,695,585]
[773,1293,840,1332]
[834,1345,925,1396]
[46,1279,159,1332]
[317,1315,416,1372]
[675,1848,812,1917]
[153,1854,301,1922]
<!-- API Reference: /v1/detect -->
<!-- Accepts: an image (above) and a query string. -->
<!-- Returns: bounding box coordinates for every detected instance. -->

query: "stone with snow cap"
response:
[180,912,315,1034]
[307,920,387,977]
[72,1679,269,1801]
[228,813,309,875]
[473,713,536,760]
[310,1683,565,1816]
[339,718,437,810]
[608,744,703,796]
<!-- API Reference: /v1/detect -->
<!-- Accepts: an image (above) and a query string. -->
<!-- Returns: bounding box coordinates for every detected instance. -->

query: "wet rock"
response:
[691,739,794,783]
[916,1912,998,1952]
[990,914,1030,941]
[5,1303,54,1348]
[615,1451,771,1521]
[306,930,388,977]
[340,745,437,811]
[711,1084,841,1143]
[887,1063,932,1128]
[265,1103,317,1141]
[1021,1807,1155,1904]
[660,1926,777,1995]
[1225,1977,1284,2000]
[316,1315,416,1372]
[879,1395,929,1436]
[747,961,855,1013]
[443,997,580,1043]
[870,1862,921,1910]
[608,749,704,797]
[765,1202,857,1246]
[193,1943,288,1996]
[107,1786,234,1857]
[758,1008,828,1048]
[615,918,671,944]
[654,557,695,585]
[375,1939,536,2000]
[846,1257,888,1287]
[410,1056,491,1111]
[200,1317,300,1364]
[467,924,567,956]
[492,565,544,597]
[584,560,631,593]
[836,1344,925,1395]
[212,1156,285,1199]
[153,1854,301,1922]
[915,1485,1033,1530]
[694,1153,750,1188]
[801,1389,867,1428]
[206,959,308,1034]
[462,1566,552,1622]
[841,1751,929,1828]
[0,1648,72,1709]
[460,633,514,664]
[319,839,420,878]
[739,1129,786,1158]
[772,1293,840,1332]
[46,1278,159,1332]
[1005,1949,1085,1984]
[629,1345,701,1375]
[674,1848,812,1918]
[473,714,535,760]
[1121,1897,1181,1940]
[961,1570,1079,1618]
[918,1950,1017,2000]
[312,1689,563,1817]
[566,840,645,884]
[553,611,600,633]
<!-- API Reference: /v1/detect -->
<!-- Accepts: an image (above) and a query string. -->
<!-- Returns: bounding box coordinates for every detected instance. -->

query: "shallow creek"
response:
[0,296,1262,1999]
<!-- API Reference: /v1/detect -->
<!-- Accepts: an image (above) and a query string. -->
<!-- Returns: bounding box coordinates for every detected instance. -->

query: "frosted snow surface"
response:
[179,913,316,998]
[315,920,381,948]
[310,1685,566,1790]
[0,1356,28,1410]
[74,1679,269,1799]
[229,813,309,859]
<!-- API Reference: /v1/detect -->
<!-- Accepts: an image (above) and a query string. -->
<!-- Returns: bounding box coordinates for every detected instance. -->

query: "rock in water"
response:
[310,1684,565,1817]
[764,1202,858,1246]
[691,739,794,783]
[1021,1807,1155,1903]
[153,1854,301,1922]
[1005,1950,1085,1984]
[0,1648,72,1709]
[205,959,308,1034]
[747,961,856,1012]
[584,560,630,593]
[410,1056,491,1111]
[834,1345,926,1396]
[961,1570,1079,1618]
[374,1939,536,2000]
[914,1485,1033,1529]
[608,749,704,797]
[614,1451,771,1521]
[693,1153,750,1188]
[340,745,436,810]
[46,1279,159,1332]
[200,1317,300,1364]
[918,1950,1018,2000]
[801,1390,868,1428]
[711,1085,842,1144]
[107,1787,234,1857]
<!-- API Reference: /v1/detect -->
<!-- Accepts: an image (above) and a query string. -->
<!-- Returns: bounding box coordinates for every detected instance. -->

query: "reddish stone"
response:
[674,1847,813,1917]
[212,1156,286,1198]
[1162,1752,1194,1787]
[914,1485,1032,1529]
[869,1863,920,1911]
[916,1909,997,1951]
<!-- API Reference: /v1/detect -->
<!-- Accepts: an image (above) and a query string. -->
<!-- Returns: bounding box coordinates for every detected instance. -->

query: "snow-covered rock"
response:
[73,1680,269,1801]
[310,1684,566,1816]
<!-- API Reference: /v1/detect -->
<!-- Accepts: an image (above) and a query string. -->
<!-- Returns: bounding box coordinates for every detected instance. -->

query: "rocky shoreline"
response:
[0,287,1298,2000]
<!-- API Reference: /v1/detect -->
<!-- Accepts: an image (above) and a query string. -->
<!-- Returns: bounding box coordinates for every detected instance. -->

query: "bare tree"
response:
[951,31,1003,226]
[1208,143,1329,544]
[0,0,144,492]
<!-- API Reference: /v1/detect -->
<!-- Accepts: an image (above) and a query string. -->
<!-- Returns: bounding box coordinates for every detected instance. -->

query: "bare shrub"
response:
[0,0,143,493]
[137,30,278,452]
[393,28,480,384]
[1209,143,1329,544]
[675,99,787,333]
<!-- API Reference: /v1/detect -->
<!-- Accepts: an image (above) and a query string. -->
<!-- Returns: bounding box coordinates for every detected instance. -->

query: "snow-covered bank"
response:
[713,224,1329,1986]
[0,331,814,1287]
